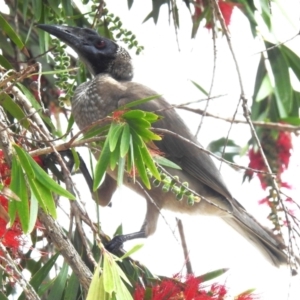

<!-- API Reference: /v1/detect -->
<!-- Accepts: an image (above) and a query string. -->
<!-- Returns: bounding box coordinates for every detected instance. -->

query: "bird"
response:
[37,24,291,268]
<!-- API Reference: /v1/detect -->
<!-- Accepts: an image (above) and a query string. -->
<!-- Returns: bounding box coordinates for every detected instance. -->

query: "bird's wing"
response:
[121,82,233,201]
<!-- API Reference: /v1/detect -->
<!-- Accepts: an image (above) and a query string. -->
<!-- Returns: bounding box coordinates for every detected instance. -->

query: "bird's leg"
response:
[105,230,146,253]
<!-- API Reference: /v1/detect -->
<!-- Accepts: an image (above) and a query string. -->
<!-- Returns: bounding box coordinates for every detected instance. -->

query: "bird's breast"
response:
[71,75,126,130]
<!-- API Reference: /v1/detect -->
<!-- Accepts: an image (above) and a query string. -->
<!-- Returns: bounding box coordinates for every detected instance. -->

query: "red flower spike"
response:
[33,156,44,167]
[112,110,127,121]
[133,285,145,300]
[218,1,236,26]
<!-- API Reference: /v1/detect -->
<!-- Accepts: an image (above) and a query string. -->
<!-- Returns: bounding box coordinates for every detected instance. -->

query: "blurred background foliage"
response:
[0,0,299,299]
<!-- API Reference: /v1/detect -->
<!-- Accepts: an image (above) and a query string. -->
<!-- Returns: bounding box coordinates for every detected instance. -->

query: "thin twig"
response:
[0,243,40,300]
[176,218,193,274]
[178,107,300,133]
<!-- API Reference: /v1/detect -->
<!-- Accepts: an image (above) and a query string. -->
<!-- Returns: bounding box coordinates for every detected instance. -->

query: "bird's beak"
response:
[37,24,82,49]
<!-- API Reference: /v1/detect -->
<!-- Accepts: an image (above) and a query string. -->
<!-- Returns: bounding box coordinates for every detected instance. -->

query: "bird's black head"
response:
[37,24,133,80]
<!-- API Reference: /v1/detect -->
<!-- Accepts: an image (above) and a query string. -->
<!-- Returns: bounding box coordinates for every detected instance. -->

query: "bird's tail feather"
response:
[222,206,288,267]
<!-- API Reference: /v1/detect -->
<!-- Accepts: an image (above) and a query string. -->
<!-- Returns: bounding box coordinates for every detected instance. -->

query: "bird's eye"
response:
[95,40,106,49]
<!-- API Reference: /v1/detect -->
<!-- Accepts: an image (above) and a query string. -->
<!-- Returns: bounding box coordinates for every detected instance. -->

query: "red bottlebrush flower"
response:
[193,0,203,21]
[133,274,233,300]
[236,293,259,300]
[133,285,145,300]
[258,197,269,205]
[218,1,236,27]
[112,110,127,121]
[33,156,44,167]
[246,148,268,189]
[276,131,292,170]
[183,274,201,299]
[0,196,22,255]
[0,150,11,186]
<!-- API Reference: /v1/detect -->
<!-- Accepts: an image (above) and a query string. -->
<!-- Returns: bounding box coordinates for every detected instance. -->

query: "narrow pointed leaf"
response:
[122,110,146,119]
[128,118,151,129]
[117,156,125,186]
[63,272,80,300]
[109,123,124,152]
[132,142,150,189]
[87,265,108,300]
[48,263,69,300]
[103,254,115,295]
[139,144,160,180]
[18,253,60,300]
[94,138,111,190]
[144,111,160,122]
[110,139,120,170]
[120,244,143,259]
[14,145,75,200]
[0,54,12,69]
[27,176,54,218]
[9,155,29,232]
[0,14,28,56]
[13,145,35,179]
[0,93,30,129]
[197,268,229,282]
[120,123,130,157]
[28,192,38,233]
[153,155,181,170]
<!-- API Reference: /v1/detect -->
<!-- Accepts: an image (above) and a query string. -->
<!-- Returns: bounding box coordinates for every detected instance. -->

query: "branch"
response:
[178,107,300,133]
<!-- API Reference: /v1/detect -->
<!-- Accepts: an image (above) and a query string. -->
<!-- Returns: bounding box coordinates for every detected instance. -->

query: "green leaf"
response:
[18,253,60,300]
[120,123,130,157]
[13,145,35,179]
[197,268,229,282]
[66,114,75,134]
[132,141,150,189]
[109,123,124,152]
[143,111,160,122]
[82,124,110,140]
[122,110,146,119]
[28,191,39,233]
[0,14,27,54]
[0,94,30,129]
[280,116,300,125]
[32,0,42,21]
[17,84,54,129]
[110,139,120,170]
[0,54,12,69]
[130,125,161,142]
[28,176,56,218]
[127,118,151,129]
[62,0,73,17]
[63,272,80,300]
[15,145,75,200]
[94,137,111,190]
[0,291,8,300]
[139,144,160,180]
[190,80,208,96]
[120,244,143,260]
[103,254,115,295]
[281,44,300,82]
[255,74,272,102]
[71,148,80,171]
[266,42,292,116]
[87,265,107,300]
[47,263,69,300]
[153,155,181,170]
[117,156,125,186]
[9,155,30,232]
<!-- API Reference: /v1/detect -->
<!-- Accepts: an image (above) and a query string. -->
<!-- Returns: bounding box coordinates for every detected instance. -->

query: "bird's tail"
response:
[222,202,288,267]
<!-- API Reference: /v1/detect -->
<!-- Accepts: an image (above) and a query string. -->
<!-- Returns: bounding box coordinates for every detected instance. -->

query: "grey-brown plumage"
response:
[38,24,290,267]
